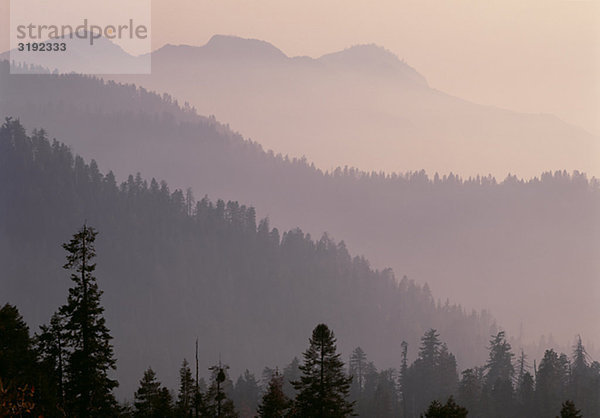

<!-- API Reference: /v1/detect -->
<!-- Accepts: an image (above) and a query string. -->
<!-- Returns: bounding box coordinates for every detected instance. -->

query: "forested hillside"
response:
[2,62,599,350]
[0,118,496,395]
[1,61,598,349]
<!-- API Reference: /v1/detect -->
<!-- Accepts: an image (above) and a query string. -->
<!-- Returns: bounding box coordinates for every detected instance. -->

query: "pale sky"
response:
[1,0,599,134]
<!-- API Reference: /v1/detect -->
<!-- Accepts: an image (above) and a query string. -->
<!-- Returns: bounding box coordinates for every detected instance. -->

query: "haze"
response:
[1,0,599,132]
[1,0,600,407]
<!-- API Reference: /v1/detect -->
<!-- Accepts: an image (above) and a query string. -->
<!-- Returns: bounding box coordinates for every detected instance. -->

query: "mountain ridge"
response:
[1,60,598,353]
[107,36,598,179]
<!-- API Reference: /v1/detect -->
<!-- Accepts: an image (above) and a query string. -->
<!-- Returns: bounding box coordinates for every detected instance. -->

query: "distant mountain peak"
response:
[203,34,287,61]
[327,43,399,62]
[319,43,427,85]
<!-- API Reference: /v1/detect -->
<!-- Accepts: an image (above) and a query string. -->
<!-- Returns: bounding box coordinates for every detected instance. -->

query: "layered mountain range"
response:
[110,35,599,179]
[1,35,599,368]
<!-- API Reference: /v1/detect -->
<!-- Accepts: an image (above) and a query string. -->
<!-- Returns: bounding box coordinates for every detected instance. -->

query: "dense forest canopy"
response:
[0,118,498,396]
[1,62,599,350]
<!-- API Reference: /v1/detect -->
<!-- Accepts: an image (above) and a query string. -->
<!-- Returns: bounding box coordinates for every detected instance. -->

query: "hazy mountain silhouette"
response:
[0,30,149,74]
[108,35,598,179]
[319,44,428,84]
[200,34,288,61]
[1,61,598,354]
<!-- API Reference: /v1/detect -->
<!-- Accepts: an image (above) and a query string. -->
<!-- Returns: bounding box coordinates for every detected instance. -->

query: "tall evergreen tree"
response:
[514,351,534,418]
[59,224,117,416]
[457,367,483,417]
[514,351,528,394]
[420,330,442,374]
[177,359,195,417]
[232,370,260,418]
[400,341,409,418]
[569,337,599,416]
[36,312,68,413]
[484,332,514,387]
[205,362,237,418]
[371,369,398,418]
[404,329,457,417]
[262,366,277,390]
[360,363,380,415]
[257,370,291,418]
[292,323,354,418]
[483,331,514,417]
[349,346,376,416]
[536,349,569,418]
[438,344,458,396]
[349,347,368,393]
[282,357,301,400]
[134,367,173,417]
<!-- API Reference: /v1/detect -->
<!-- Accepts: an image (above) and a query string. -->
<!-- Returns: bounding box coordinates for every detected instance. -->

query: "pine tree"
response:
[349,346,373,415]
[282,357,301,399]
[400,341,409,418]
[420,330,442,373]
[483,331,514,417]
[177,359,195,416]
[371,369,398,418]
[134,368,160,416]
[292,323,354,417]
[360,362,379,412]
[514,351,534,417]
[569,337,599,416]
[59,224,117,416]
[457,367,483,416]
[559,400,582,418]
[515,351,528,393]
[205,362,237,417]
[233,370,260,418]
[537,349,570,418]
[257,370,291,418]
[262,367,277,389]
[134,367,173,417]
[349,347,368,393]
[484,331,514,386]
[404,329,457,417]
[438,343,458,396]
[36,312,68,412]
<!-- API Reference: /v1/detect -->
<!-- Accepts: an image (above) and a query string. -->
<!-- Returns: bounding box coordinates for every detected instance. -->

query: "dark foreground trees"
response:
[2,297,600,418]
[404,329,458,416]
[292,323,354,417]
[59,224,118,416]
[0,224,118,417]
[0,304,38,416]
[176,359,195,416]
[134,368,173,417]
[257,370,291,417]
